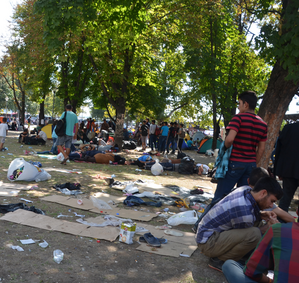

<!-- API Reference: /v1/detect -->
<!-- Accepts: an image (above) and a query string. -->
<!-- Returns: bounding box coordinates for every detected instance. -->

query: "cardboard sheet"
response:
[0,181,33,191]
[0,210,119,242]
[136,241,197,257]
[41,194,157,222]
[93,192,126,204]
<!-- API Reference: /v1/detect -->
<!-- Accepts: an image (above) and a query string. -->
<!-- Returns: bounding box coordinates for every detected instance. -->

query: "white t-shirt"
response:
[38,131,47,142]
[0,123,8,137]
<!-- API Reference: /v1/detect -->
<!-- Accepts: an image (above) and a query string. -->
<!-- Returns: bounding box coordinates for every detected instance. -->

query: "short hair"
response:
[252,176,283,200]
[238,91,257,110]
[152,120,155,123]
[3,117,7,123]
[249,167,269,186]
[143,120,146,123]
[66,104,72,110]
[180,123,184,127]
[170,122,174,125]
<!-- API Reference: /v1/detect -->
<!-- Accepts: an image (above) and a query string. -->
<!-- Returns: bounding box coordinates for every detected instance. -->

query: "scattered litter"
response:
[20,198,33,203]
[20,239,36,245]
[155,225,172,230]
[9,244,24,252]
[151,159,163,176]
[164,230,184,237]
[77,199,83,205]
[57,214,73,218]
[73,212,85,218]
[119,222,136,244]
[39,240,48,248]
[7,153,14,156]
[90,195,112,210]
[53,249,64,264]
[111,174,116,178]
[167,210,198,226]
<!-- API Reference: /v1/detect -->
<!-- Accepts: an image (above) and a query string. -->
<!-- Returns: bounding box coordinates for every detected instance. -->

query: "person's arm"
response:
[224,129,237,148]
[74,123,78,140]
[273,207,295,223]
[256,141,266,164]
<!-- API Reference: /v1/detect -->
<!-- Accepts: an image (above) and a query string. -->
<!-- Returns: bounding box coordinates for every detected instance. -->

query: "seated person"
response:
[97,137,114,151]
[186,138,198,150]
[19,128,29,143]
[29,129,47,145]
[223,221,299,283]
[77,127,89,144]
[196,171,283,271]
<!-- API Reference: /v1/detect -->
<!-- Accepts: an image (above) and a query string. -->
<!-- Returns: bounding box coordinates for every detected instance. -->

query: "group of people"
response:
[196,90,299,283]
[137,118,197,154]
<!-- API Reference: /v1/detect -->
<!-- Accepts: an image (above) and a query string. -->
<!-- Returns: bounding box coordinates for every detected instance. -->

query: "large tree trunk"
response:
[258,61,299,168]
[114,98,126,151]
[39,98,45,126]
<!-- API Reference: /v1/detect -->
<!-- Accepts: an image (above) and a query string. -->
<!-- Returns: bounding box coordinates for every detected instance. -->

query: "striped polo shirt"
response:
[227,112,267,163]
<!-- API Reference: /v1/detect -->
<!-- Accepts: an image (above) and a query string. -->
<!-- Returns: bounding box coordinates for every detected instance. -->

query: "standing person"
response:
[27,116,31,130]
[149,120,158,151]
[177,123,185,152]
[167,122,177,154]
[274,122,299,212]
[56,104,78,165]
[213,91,267,202]
[0,117,8,151]
[140,120,148,151]
[159,122,169,154]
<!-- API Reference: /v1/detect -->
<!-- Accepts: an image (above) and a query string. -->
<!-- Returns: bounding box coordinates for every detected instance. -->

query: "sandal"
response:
[60,157,69,165]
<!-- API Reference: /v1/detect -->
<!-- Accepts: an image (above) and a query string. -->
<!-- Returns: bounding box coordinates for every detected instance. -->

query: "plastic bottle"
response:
[53,249,64,264]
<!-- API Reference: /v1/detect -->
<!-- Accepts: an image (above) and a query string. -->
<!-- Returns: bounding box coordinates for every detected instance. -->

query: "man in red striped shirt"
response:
[213,91,267,201]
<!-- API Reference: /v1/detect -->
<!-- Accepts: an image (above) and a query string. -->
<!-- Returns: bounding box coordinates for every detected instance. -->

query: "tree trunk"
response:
[39,98,45,126]
[258,61,299,168]
[114,99,126,150]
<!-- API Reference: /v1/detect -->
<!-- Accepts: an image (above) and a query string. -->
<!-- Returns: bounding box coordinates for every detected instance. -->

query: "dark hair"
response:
[152,120,155,124]
[66,104,72,110]
[249,167,269,186]
[238,91,257,110]
[3,117,7,123]
[252,176,283,200]
[143,120,146,123]
[114,155,126,165]
[180,123,184,127]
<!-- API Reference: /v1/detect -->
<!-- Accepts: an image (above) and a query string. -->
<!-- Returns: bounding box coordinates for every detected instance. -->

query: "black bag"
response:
[24,136,38,145]
[178,156,195,175]
[122,140,137,149]
[55,111,67,137]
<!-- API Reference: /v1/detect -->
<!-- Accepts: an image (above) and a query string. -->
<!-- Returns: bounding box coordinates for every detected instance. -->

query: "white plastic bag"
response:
[151,159,163,176]
[57,152,64,162]
[123,183,139,194]
[90,195,112,210]
[7,158,51,182]
[167,210,198,226]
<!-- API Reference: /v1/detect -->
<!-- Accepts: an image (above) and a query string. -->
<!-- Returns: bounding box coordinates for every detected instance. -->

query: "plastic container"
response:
[53,249,64,264]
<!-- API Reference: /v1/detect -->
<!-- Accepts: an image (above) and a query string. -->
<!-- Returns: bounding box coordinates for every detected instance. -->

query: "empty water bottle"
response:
[53,249,64,264]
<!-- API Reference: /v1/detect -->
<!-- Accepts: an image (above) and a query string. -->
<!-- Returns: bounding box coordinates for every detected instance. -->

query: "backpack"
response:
[178,156,195,175]
[154,126,160,136]
[179,128,185,138]
[55,111,67,137]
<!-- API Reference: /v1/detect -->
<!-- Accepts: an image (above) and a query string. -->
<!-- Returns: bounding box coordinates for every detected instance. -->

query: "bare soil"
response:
[0,131,224,283]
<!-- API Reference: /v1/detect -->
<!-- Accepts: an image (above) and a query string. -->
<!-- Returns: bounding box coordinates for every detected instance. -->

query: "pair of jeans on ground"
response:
[213,161,256,202]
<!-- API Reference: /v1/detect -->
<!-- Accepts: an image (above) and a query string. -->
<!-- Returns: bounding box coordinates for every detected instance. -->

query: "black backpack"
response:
[178,156,195,175]
[55,111,67,137]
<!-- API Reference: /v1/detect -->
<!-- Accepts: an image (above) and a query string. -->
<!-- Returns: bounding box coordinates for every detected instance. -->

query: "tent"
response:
[41,124,53,139]
[197,137,222,154]
[192,131,206,142]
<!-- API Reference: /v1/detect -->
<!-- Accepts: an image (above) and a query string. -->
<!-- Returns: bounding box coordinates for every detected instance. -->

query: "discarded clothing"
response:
[53,182,83,195]
[123,196,162,207]
[0,203,45,215]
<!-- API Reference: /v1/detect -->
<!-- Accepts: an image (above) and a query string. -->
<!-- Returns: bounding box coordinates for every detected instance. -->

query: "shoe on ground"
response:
[208,257,224,272]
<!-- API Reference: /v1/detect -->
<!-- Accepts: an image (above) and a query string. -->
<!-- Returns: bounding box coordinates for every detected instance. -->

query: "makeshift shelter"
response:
[41,124,53,139]
[192,131,206,142]
[197,137,222,154]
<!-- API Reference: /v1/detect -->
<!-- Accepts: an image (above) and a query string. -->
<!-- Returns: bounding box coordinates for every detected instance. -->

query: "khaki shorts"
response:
[0,136,5,143]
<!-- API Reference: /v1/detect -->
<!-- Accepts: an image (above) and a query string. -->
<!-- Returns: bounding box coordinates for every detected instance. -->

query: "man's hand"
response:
[260,210,277,221]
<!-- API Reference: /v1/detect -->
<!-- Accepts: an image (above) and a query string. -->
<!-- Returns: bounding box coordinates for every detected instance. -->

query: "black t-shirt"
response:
[169,126,177,138]
[141,124,148,136]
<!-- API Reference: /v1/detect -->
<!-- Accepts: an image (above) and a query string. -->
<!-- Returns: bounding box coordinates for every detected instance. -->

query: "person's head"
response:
[152,120,155,124]
[248,167,269,187]
[146,118,149,123]
[180,123,183,128]
[238,91,257,112]
[252,176,283,210]
[174,122,178,127]
[170,122,174,126]
[103,119,106,122]
[66,104,72,110]
[3,117,7,123]
[143,120,146,124]
[24,128,28,133]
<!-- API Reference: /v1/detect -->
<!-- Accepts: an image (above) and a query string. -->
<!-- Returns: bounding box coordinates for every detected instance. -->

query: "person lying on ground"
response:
[69,144,106,160]
[222,222,299,283]
[196,171,283,271]
[76,153,126,164]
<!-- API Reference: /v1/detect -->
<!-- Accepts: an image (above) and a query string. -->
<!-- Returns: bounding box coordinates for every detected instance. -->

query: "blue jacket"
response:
[215,141,232,179]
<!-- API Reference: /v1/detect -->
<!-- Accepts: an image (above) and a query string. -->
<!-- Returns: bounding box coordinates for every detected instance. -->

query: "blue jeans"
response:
[159,136,167,152]
[222,260,256,283]
[213,161,256,202]
[149,134,157,150]
[167,137,176,153]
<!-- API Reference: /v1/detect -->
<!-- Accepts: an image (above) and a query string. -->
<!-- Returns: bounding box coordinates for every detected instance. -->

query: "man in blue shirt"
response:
[56,104,78,165]
[159,122,169,154]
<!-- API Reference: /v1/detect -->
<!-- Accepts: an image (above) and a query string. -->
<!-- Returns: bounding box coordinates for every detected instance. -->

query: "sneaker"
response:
[208,257,224,272]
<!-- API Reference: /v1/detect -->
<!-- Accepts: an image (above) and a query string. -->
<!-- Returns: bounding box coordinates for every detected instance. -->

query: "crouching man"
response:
[195,173,283,271]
